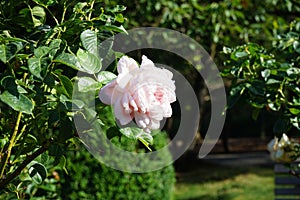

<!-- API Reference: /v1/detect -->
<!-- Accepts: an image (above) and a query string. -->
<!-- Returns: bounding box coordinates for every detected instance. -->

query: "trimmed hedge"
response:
[59,132,175,200]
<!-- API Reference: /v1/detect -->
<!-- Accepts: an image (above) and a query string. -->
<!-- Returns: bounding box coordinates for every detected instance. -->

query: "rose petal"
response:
[135,111,148,128]
[162,103,172,117]
[140,55,155,69]
[114,97,133,125]
[148,106,163,121]
[117,56,139,74]
[149,119,160,130]
[99,80,117,105]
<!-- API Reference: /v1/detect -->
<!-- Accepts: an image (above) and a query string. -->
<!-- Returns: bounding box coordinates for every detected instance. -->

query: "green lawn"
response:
[174,163,274,200]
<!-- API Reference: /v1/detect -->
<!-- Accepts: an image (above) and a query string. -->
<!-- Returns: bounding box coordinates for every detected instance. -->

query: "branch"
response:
[0,146,47,189]
[0,112,22,179]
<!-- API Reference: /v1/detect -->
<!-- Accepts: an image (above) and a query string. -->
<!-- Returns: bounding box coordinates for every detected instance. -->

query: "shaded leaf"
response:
[106,127,121,140]
[29,162,47,184]
[0,41,24,63]
[58,75,73,98]
[273,118,290,134]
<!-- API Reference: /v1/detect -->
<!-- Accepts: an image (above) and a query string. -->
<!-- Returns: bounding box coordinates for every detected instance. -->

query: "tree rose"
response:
[99,55,176,133]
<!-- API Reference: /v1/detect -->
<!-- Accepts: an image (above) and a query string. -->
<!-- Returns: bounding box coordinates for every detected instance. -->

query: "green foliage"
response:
[59,132,175,200]
[223,21,300,134]
[0,0,142,198]
[110,0,300,60]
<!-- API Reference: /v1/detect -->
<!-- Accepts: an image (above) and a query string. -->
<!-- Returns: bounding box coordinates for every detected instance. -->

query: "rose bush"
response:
[99,55,176,133]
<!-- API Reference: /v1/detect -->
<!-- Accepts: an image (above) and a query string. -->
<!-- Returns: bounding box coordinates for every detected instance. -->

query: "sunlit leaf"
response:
[28,57,42,79]
[80,30,100,57]
[104,25,128,34]
[0,44,6,63]
[32,6,46,27]
[0,91,34,114]
[76,48,102,74]
[54,53,81,70]
[97,71,116,84]
[77,76,101,92]
[235,51,248,58]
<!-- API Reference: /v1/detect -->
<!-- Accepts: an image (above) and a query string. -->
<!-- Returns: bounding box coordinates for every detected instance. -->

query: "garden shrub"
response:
[59,132,175,200]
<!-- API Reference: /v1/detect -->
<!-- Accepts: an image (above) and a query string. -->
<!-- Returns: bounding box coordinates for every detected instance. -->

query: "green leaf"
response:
[28,57,43,79]
[0,44,6,63]
[227,83,245,108]
[246,81,265,96]
[34,46,50,58]
[40,153,49,165]
[58,75,73,98]
[106,127,121,140]
[108,5,126,12]
[73,2,88,13]
[32,0,57,7]
[48,144,64,156]
[77,76,101,92]
[273,118,290,134]
[54,53,81,70]
[222,46,232,54]
[251,108,261,120]
[115,13,124,23]
[76,49,102,74]
[28,162,47,184]
[0,91,34,114]
[58,117,74,142]
[72,99,85,109]
[97,71,116,84]
[235,51,248,58]
[32,6,46,27]
[293,41,300,53]
[120,127,153,143]
[49,39,65,59]
[120,127,153,151]
[261,69,270,80]
[104,25,128,34]
[7,184,17,192]
[80,30,100,57]
[0,41,24,63]
[59,156,68,174]
[83,107,97,122]
[289,108,300,115]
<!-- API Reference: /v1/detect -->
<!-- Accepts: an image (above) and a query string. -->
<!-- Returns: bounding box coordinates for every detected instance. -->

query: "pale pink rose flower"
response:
[99,55,176,133]
[267,133,297,163]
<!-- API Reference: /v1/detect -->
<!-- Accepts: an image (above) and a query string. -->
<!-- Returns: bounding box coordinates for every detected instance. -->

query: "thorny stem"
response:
[0,112,23,179]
